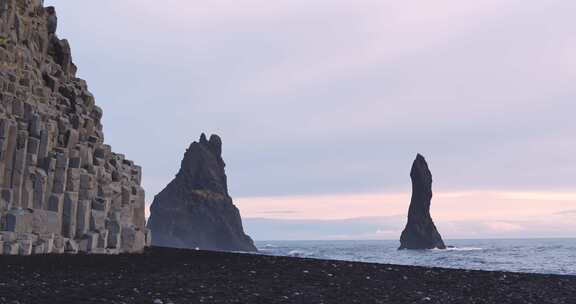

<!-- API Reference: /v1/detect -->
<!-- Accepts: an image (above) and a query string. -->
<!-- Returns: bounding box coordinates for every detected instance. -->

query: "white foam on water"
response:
[444,247,483,252]
[287,250,313,257]
[255,239,576,275]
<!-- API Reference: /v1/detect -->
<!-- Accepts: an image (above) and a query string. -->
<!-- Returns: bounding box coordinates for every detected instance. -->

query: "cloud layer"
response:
[238,191,576,240]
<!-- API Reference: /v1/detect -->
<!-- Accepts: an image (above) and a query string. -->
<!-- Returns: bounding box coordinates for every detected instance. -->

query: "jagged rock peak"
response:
[197,133,222,157]
[177,133,227,195]
[147,134,257,252]
[199,133,208,144]
[399,154,446,250]
[0,1,150,255]
[208,134,222,157]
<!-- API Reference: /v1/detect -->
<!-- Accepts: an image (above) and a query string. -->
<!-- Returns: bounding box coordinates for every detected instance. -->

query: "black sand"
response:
[0,247,574,304]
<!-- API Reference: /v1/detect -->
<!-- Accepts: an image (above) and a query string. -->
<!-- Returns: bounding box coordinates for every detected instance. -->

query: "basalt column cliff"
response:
[0,1,150,255]
[147,134,257,252]
[399,154,446,250]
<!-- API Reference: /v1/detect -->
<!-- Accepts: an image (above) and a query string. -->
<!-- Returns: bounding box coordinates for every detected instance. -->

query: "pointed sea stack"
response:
[399,154,446,250]
[147,134,257,252]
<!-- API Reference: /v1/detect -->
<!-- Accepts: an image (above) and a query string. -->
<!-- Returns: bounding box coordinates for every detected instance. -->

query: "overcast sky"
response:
[45,0,576,240]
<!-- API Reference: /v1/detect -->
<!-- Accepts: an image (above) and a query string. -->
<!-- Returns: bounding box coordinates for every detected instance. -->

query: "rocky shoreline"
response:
[0,246,574,304]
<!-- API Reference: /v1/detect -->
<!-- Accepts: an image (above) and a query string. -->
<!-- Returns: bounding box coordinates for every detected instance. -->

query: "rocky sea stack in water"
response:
[0,1,150,255]
[399,154,446,250]
[147,134,256,252]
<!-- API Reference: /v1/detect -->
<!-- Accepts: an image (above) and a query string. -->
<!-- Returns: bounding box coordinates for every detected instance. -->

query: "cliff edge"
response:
[0,0,149,255]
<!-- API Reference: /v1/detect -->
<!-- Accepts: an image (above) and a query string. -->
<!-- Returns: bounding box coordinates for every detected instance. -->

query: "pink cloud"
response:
[484,221,524,232]
[236,191,576,221]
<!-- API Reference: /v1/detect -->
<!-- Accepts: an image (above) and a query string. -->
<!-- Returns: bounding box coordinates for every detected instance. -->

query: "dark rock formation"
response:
[0,0,149,255]
[147,134,257,252]
[399,154,446,250]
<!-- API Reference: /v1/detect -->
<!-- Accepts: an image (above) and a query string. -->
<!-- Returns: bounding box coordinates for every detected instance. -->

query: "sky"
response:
[45,0,576,240]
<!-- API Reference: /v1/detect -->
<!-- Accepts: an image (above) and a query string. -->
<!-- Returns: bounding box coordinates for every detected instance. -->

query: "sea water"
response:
[255,239,576,275]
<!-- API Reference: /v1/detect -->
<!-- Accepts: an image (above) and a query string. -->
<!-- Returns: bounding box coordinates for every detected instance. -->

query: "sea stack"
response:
[399,154,446,250]
[147,134,257,252]
[0,1,149,255]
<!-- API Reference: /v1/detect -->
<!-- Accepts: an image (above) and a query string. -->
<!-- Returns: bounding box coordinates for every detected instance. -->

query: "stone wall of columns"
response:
[0,0,150,255]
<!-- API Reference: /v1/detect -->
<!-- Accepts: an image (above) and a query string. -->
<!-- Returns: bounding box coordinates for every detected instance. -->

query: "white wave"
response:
[444,247,483,251]
[287,249,313,257]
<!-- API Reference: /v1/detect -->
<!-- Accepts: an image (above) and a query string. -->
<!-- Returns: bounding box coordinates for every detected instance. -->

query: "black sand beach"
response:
[0,247,574,304]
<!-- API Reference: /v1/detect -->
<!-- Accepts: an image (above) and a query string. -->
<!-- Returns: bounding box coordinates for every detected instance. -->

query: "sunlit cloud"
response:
[556,210,576,218]
[236,190,576,239]
[375,229,401,235]
[484,221,524,233]
[255,210,300,215]
[499,192,576,201]
[236,192,408,220]
[237,191,576,221]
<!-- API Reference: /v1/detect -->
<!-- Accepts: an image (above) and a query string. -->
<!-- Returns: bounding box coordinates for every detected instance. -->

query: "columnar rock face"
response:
[147,134,257,252]
[399,154,446,250]
[0,1,150,255]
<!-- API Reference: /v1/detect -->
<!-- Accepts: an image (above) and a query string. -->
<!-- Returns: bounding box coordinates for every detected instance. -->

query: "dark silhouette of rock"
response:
[399,154,446,250]
[147,134,257,252]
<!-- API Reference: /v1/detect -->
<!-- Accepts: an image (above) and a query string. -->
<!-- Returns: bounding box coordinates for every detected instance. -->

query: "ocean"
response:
[255,238,576,275]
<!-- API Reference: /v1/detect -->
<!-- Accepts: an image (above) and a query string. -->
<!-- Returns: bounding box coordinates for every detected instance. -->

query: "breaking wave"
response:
[255,239,576,275]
